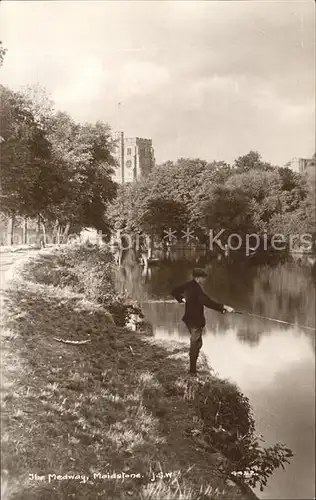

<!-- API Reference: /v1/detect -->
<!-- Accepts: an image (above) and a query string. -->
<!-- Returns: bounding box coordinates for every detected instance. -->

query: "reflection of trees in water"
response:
[114,262,149,300]
[236,325,262,347]
[252,262,315,328]
[142,260,193,298]
[203,260,257,310]
[303,329,316,354]
[113,251,315,348]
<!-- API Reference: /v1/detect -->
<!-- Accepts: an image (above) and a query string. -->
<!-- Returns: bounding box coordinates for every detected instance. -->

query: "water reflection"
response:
[114,250,315,499]
[114,251,315,345]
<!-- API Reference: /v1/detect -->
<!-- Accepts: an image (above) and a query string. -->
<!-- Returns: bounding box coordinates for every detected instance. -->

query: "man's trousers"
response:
[187,326,205,373]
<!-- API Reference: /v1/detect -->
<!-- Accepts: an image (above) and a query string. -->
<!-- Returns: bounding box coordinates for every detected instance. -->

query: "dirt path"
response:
[0,249,39,320]
[0,249,45,499]
[1,249,37,290]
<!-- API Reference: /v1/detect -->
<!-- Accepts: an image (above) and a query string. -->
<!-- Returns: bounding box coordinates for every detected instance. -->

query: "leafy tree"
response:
[189,161,233,232]
[234,150,274,173]
[106,151,314,250]
[225,168,307,232]
[138,197,188,241]
[0,42,7,67]
[278,166,304,192]
[0,85,62,242]
[200,185,256,237]
[0,86,118,243]
[111,181,153,234]
[47,112,118,233]
[109,158,208,233]
[268,181,316,247]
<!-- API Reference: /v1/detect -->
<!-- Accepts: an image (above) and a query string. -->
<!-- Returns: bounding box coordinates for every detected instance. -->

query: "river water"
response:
[114,250,315,499]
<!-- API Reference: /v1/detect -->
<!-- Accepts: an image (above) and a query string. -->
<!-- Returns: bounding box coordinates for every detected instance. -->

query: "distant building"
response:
[112,131,155,184]
[285,157,315,178]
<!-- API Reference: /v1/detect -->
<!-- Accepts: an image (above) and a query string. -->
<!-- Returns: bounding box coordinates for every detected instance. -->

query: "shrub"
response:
[191,377,293,492]
[21,244,144,328]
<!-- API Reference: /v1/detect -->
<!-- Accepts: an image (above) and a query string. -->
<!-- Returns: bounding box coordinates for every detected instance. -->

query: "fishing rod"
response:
[233,311,315,332]
[139,299,316,332]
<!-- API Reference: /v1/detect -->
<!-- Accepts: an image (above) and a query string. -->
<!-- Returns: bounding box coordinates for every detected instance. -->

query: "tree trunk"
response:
[149,234,154,259]
[60,223,70,243]
[23,217,28,245]
[9,214,15,246]
[144,233,152,259]
[37,214,41,248]
[41,222,46,247]
[52,219,59,244]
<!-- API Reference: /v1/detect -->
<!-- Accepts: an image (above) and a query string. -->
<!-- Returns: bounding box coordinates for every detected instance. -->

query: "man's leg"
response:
[188,327,204,374]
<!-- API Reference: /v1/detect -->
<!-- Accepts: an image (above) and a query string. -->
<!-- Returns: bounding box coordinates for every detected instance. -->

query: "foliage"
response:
[225,168,307,233]
[138,197,189,240]
[47,112,118,231]
[0,41,7,67]
[108,158,234,238]
[0,85,64,220]
[0,85,117,235]
[108,151,314,247]
[200,185,256,236]
[231,436,293,491]
[233,150,275,173]
[21,244,143,327]
[192,377,293,492]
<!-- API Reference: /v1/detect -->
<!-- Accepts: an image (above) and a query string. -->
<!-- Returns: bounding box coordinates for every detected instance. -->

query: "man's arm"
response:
[171,283,187,303]
[202,293,225,313]
[201,293,235,313]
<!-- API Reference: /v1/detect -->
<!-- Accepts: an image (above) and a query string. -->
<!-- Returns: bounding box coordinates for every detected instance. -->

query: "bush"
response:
[192,377,293,492]
[21,244,144,327]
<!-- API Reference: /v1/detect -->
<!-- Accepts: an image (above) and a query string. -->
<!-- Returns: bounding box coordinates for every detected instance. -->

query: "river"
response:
[114,249,315,500]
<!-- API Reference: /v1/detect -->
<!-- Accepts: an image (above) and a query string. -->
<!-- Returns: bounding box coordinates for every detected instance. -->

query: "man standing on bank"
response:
[171,268,235,375]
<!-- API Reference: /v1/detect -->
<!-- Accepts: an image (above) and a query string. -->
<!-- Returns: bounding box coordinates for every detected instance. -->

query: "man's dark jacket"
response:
[171,279,224,328]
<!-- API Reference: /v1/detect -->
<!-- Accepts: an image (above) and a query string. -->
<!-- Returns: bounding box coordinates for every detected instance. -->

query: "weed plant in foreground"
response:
[1,245,293,500]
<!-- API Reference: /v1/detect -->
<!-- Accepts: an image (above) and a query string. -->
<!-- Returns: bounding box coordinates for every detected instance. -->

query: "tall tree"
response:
[0,86,65,224]
[0,86,118,242]
[200,185,256,237]
[234,151,274,173]
[0,42,7,67]
[138,197,188,241]
[47,112,118,233]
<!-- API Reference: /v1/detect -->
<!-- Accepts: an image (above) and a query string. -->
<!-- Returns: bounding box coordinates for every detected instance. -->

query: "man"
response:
[171,268,235,375]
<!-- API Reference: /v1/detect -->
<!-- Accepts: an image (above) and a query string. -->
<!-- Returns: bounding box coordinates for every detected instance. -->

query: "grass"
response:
[1,246,257,500]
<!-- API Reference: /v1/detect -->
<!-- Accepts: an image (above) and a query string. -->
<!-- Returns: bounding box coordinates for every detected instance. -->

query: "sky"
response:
[0,1,315,166]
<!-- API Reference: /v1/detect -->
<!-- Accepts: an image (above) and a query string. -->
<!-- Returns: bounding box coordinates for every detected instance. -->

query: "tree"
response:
[0,86,67,235]
[200,185,256,237]
[189,161,233,232]
[108,158,229,239]
[0,86,118,243]
[234,151,274,173]
[0,42,7,67]
[225,168,307,233]
[107,181,151,234]
[108,151,314,250]
[47,112,118,234]
[0,85,58,242]
[138,197,188,241]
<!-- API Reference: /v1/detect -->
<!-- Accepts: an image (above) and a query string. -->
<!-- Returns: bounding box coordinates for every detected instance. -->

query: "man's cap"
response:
[192,268,208,278]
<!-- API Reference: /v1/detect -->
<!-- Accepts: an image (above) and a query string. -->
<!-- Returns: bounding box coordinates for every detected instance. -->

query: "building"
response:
[285,157,315,178]
[112,131,155,184]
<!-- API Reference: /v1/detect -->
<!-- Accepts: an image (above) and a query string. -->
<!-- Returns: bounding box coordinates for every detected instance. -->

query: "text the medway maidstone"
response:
[94,472,141,479]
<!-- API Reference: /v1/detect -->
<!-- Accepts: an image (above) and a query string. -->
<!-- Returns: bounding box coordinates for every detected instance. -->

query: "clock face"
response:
[126,160,132,168]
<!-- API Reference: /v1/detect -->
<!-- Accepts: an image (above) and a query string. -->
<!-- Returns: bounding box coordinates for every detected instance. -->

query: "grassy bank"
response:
[1,245,291,500]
